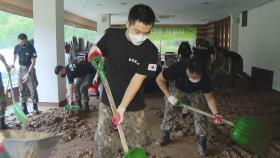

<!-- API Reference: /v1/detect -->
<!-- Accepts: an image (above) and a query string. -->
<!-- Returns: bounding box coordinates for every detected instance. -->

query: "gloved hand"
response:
[213,114,223,124]
[167,95,179,106]
[87,46,103,63]
[112,106,126,127]
[22,74,30,83]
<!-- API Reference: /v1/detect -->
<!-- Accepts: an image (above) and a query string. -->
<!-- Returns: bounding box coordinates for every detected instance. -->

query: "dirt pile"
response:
[8,108,95,143]
[76,148,96,158]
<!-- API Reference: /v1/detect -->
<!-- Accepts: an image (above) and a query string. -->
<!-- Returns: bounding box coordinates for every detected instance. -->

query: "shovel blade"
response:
[63,105,81,111]
[124,147,149,158]
[231,115,270,156]
[13,102,28,124]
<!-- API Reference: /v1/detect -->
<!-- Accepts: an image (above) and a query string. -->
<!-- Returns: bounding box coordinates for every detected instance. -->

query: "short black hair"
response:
[128,4,156,25]
[18,33,28,40]
[187,56,204,75]
[178,41,192,59]
[54,65,65,75]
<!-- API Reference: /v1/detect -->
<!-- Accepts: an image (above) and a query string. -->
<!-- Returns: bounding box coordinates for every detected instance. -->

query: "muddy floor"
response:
[5,71,280,158]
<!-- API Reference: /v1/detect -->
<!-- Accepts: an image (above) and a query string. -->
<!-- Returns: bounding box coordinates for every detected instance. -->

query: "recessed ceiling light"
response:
[120,2,128,5]
[202,2,212,5]
[97,3,102,6]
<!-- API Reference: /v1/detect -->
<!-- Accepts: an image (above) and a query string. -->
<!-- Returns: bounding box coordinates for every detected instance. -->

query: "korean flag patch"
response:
[148,64,157,71]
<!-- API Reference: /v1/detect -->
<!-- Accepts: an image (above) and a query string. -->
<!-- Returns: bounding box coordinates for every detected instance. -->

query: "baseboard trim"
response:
[38,99,67,107]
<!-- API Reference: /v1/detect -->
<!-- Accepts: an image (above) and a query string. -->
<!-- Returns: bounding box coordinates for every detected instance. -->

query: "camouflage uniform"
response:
[94,103,152,158]
[74,74,94,109]
[161,82,208,137]
[18,66,39,104]
[0,73,6,118]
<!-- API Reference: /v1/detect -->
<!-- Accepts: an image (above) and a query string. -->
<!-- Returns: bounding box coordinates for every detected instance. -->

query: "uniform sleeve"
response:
[162,62,183,81]
[136,51,158,78]
[30,45,37,58]
[14,45,18,54]
[67,74,74,84]
[97,31,109,57]
[202,77,212,93]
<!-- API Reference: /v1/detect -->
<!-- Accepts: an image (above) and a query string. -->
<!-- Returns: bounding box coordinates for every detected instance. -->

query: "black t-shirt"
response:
[97,28,158,111]
[14,44,37,66]
[66,63,96,84]
[162,61,212,94]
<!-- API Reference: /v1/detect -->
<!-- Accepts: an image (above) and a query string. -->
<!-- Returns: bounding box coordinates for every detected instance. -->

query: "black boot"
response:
[159,130,171,146]
[78,101,83,111]
[197,135,207,158]
[83,101,90,112]
[22,102,29,115]
[0,117,8,130]
[33,103,40,115]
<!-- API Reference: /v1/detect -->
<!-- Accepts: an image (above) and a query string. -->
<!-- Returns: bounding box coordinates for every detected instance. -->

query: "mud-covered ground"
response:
[5,70,280,158]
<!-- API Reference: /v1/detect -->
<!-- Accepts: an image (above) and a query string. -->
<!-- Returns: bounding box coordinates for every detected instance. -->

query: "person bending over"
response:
[156,56,223,158]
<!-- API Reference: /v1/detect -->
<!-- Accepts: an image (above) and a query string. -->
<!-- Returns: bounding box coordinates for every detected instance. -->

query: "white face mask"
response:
[128,32,148,46]
[189,78,200,83]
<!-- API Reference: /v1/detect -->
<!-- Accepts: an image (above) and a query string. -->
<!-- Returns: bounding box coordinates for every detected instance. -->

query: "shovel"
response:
[63,105,81,112]
[8,72,28,124]
[178,102,270,156]
[89,51,148,158]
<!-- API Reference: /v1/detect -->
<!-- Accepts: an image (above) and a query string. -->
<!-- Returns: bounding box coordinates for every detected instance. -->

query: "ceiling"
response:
[64,0,274,25]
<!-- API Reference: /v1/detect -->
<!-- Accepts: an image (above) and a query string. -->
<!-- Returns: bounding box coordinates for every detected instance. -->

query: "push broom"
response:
[178,102,270,156]
[88,50,149,158]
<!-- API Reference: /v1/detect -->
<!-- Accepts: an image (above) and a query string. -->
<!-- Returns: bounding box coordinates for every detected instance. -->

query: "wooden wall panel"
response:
[0,0,97,30]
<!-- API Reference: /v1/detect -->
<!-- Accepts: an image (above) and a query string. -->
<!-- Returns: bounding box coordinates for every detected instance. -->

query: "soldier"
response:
[178,41,192,61]
[156,57,223,158]
[12,33,39,115]
[89,4,157,158]
[54,62,96,112]
[0,54,10,129]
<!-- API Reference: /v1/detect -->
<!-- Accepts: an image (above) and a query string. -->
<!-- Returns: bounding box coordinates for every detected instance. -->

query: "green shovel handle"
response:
[178,103,234,126]
[90,56,130,153]
[90,56,106,81]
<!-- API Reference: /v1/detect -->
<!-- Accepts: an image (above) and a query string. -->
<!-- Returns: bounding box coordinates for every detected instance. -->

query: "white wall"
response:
[238,0,280,91]
[96,14,111,41]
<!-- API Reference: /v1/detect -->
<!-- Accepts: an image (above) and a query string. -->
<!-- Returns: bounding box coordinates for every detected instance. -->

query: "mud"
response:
[6,70,280,158]
[145,70,280,158]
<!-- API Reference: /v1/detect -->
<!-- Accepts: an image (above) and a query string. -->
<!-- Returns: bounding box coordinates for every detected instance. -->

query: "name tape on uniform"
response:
[148,64,157,71]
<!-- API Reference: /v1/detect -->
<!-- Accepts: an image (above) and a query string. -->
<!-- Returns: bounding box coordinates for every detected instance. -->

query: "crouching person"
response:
[54,63,96,112]
[156,57,223,158]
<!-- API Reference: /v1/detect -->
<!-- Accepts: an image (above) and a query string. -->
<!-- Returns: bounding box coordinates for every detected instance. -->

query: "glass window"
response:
[149,26,197,53]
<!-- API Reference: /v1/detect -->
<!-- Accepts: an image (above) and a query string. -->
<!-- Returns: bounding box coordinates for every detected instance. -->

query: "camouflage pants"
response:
[18,66,39,104]
[161,83,208,137]
[74,74,94,108]
[0,73,6,118]
[94,103,152,158]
